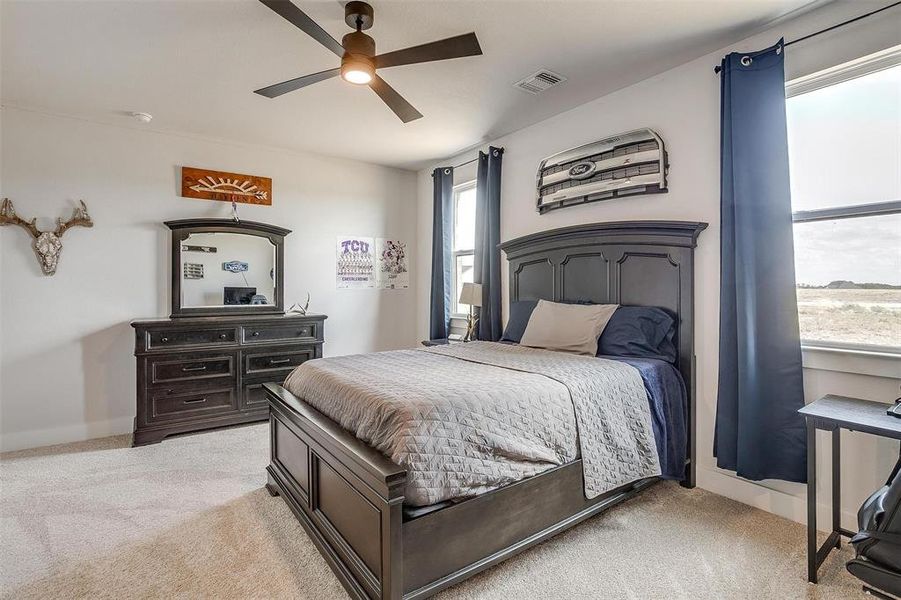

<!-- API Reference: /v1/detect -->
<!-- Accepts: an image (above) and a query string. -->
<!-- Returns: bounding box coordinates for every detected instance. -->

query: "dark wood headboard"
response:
[499,220,707,486]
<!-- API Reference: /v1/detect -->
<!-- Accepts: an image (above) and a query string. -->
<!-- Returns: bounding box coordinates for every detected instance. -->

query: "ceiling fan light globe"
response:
[341,55,375,85]
[343,69,373,85]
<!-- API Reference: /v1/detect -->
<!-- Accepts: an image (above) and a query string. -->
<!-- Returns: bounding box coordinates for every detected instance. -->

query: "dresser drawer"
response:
[149,387,237,423]
[244,348,314,376]
[147,327,236,350]
[149,354,236,385]
[242,381,273,410]
[241,322,319,344]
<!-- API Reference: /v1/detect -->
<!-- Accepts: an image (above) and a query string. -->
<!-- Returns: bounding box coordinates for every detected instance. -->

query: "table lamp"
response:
[458,282,482,342]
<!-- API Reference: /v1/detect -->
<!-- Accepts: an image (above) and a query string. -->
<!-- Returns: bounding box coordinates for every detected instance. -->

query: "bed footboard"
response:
[264,383,407,600]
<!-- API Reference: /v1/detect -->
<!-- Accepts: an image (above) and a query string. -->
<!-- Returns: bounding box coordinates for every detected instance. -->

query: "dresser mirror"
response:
[166,219,290,317]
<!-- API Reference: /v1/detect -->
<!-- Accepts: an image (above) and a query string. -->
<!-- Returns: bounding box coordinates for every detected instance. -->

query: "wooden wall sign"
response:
[181,166,272,205]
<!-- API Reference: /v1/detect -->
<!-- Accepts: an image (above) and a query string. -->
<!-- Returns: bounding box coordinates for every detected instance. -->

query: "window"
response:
[452,181,477,317]
[786,55,901,351]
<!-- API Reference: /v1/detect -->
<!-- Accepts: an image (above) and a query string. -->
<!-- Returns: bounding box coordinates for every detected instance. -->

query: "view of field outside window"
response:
[786,64,900,348]
[452,183,477,316]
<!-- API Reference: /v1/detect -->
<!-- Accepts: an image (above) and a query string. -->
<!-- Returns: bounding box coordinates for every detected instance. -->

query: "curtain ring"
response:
[740,56,752,67]
[444,168,451,175]
[776,45,782,55]
[492,149,498,157]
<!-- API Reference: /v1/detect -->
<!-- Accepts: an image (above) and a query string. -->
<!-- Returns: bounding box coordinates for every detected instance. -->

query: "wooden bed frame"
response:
[264,220,707,599]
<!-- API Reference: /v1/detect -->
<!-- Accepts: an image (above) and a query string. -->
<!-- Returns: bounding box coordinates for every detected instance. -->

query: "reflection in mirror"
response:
[180,232,276,308]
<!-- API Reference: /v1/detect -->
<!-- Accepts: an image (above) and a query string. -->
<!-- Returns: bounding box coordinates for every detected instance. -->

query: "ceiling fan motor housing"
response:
[341,30,376,83]
[342,31,375,57]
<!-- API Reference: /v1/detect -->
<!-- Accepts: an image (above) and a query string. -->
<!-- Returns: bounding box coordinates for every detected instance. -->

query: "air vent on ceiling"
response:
[514,69,566,95]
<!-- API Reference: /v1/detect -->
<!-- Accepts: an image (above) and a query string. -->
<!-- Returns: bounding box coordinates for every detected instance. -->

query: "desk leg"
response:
[832,428,841,548]
[807,422,817,584]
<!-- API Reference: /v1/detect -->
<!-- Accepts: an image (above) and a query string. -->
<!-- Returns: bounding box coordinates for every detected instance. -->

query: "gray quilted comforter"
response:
[283,341,661,506]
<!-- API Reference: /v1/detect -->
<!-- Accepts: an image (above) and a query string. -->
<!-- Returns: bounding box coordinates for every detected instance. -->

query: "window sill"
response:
[801,344,900,378]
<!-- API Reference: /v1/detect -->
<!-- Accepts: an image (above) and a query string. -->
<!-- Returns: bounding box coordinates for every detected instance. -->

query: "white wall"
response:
[0,107,418,451]
[415,1,901,529]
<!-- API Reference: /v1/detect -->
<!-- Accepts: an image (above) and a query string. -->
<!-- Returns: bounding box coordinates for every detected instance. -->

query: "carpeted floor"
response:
[1,423,864,599]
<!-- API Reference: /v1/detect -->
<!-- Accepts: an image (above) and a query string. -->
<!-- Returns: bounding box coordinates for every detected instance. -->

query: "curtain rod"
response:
[453,156,479,169]
[713,1,900,74]
[448,146,506,170]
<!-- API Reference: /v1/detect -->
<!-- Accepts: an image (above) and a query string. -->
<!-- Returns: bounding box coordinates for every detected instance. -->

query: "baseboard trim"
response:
[0,416,134,453]
[697,465,858,532]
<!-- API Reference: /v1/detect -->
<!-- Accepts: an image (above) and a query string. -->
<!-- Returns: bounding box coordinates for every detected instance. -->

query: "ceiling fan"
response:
[254,0,483,123]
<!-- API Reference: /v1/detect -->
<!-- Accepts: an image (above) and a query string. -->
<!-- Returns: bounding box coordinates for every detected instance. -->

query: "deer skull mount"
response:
[0,198,94,275]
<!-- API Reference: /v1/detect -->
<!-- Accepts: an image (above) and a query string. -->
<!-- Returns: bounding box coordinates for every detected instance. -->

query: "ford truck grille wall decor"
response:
[536,128,668,213]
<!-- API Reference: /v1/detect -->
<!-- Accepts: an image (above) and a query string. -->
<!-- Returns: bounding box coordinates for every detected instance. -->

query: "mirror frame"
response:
[166,218,290,318]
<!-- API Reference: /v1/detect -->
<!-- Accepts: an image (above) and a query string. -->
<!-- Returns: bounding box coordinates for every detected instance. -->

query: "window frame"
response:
[786,50,901,354]
[451,180,477,319]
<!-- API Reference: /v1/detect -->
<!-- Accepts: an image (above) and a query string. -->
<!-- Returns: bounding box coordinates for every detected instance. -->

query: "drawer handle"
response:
[268,358,291,366]
[183,397,207,404]
[161,337,169,343]
[219,333,227,340]
[252,331,260,337]
[181,365,208,372]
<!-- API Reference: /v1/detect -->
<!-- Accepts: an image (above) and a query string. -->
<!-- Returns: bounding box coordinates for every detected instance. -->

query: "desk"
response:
[798,395,901,584]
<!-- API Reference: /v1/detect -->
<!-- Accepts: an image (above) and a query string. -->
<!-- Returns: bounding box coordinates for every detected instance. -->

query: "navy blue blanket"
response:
[495,341,687,480]
[606,356,687,480]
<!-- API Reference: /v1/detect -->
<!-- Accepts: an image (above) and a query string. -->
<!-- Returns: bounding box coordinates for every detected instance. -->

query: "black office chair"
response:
[847,457,901,599]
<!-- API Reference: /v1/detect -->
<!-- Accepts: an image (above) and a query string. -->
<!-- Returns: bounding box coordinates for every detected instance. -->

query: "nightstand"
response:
[421,338,462,347]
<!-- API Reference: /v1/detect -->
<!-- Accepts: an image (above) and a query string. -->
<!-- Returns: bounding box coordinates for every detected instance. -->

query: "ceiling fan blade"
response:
[258,0,344,57]
[374,33,482,69]
[369,75,423,123]
[254,67,341,98]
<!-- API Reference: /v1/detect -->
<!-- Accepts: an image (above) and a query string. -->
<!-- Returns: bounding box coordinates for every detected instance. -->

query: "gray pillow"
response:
[520,300,618,356]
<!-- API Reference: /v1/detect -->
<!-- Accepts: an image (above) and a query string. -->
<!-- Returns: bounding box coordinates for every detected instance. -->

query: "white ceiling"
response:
[2,0,824,170]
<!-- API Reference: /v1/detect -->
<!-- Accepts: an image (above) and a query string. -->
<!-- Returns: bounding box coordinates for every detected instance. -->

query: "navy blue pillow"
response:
[501,300,538,342]
[597,306,677,362]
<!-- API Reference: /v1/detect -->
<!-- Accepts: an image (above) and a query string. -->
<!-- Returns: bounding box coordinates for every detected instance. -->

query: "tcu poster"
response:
[336,236,375,288]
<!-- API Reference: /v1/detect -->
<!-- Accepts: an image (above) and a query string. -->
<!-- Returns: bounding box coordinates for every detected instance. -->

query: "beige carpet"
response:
[1,424,864,599]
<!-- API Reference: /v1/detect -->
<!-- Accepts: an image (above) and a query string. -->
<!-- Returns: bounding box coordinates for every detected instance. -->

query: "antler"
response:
[0,198,40,238]
[55,200,93,235]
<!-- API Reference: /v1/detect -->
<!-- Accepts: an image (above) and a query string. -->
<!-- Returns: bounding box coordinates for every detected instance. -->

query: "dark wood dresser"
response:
[131,313,326,446]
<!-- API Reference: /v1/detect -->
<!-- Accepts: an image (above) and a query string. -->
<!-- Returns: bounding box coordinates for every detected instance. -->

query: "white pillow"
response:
[519,300,618,356]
